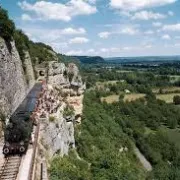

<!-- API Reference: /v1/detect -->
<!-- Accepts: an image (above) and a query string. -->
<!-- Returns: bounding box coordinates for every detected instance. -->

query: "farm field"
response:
[156,93,180,103]
[124,93,145,102]
[101,93,145,104]
[96,80,118,86]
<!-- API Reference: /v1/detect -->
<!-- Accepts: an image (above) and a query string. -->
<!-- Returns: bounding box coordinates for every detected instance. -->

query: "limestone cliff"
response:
[0,34,85,179]
[23,51,35,89]
[0,37,30,116]
[36,61,85,163]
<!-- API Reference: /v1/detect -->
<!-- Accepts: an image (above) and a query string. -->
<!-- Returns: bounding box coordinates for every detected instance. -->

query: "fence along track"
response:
[0,156,22,180]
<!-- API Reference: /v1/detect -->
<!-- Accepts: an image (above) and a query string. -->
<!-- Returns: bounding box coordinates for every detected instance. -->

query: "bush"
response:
[49,116,56,122]
[0,8,15,41]
[173,95,180,105]
[63,106,75,117]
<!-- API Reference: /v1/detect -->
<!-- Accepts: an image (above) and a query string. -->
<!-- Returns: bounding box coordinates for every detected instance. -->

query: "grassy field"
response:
[96,81,118,89]
[101,93,145,104]
[101,95,119,104]
[169,75,180,83]
[156,93,180,103]
[124,94,145,102]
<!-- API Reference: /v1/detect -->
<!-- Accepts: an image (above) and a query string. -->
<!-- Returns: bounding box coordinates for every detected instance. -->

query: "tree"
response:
[0,8,15,41]
[173,95,180,105]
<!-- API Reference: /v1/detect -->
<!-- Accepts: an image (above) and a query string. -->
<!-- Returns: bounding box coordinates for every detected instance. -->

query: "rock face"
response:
[0,37,35,116]
[41,104,75,157]
[23,51,35,89]
[37,61,85,158]
[48,61,68,86]
[0,37,27,115]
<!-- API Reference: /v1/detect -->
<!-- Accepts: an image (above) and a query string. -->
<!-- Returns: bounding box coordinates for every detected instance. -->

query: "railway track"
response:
[0,156,22,180]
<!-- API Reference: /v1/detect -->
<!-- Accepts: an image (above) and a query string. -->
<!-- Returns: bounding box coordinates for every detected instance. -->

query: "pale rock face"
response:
[48,62,66,76]
[41,108,75,157]
[23,51,35,89]
[0,37,27,115]
[48,62,68,86]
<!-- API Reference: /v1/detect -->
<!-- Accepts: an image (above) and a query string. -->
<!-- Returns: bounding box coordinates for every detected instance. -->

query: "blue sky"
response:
[1,0,180,57]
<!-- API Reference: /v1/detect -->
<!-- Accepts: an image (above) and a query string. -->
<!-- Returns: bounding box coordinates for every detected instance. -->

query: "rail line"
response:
[0,156,22,180]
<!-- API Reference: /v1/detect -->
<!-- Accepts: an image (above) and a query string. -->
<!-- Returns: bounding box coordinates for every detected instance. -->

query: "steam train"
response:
[3,83,43,156]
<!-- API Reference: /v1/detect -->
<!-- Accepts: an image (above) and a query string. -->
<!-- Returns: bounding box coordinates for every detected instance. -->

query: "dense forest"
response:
[50,91,146,180]
[50,65,180,179]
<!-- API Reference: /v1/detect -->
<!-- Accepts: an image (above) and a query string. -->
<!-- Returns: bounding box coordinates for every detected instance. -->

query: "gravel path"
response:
[134,146,152,171]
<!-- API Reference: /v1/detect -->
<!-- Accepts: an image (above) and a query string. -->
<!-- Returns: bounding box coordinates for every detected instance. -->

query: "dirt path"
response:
[134,146,152,171]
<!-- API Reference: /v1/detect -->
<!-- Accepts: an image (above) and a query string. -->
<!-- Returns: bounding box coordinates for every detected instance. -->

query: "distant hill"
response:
[73,56,105,64]
[105,56,180,64]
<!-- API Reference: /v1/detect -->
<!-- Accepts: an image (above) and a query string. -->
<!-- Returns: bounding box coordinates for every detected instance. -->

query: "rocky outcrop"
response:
[48,61,68,86]
[41,106,75,157]
[23,51,35,89]
[0,37,27,115]
[37,61,85,159]
[0,37,36,116]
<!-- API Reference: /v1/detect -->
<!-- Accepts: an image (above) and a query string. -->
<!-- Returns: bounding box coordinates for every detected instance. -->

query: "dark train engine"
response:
[3,83,43,156]
[3,113,33,156]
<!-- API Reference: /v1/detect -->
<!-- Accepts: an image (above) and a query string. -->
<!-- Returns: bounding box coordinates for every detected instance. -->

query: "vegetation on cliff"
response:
[0,8,15,41]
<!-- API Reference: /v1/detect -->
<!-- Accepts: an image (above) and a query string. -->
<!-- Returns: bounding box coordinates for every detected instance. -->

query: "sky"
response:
[0,0,180,57]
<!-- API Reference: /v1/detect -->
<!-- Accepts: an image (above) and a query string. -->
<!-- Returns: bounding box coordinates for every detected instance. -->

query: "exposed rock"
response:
[23,51,35,88]
[0,37,30,115]
[48,61,69,86]
[41,114,75,157]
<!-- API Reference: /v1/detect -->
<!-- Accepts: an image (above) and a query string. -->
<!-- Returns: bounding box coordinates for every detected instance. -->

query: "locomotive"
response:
[3,83,43,156]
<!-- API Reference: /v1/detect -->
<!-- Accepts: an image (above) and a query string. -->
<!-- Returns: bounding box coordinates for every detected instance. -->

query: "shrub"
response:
[49,116,56,122]
[63,106,75,117]
[0,8,15,41]
[173,95,180,105]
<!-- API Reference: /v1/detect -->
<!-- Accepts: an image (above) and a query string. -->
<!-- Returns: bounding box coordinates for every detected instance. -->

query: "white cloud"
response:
[66,48,98,56]
[152,22,162,27]
[87,49,95,53]
[98,32,111,39]
[144,44,153,48]
[100,48,109,53]
[144,30,154,35]
[162,34,171,40]
[120,27,139,35]
[131,11,166,20]
[66,50,83,55]
[122,46,132,51]
[21,13,32,21]
[162,23,180,31]
[21,26,87,46]
[69,37,90,44]
[168,11,174,16]
[18,0,97,22]
[110,0,176,11]
[61,28,86,35]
